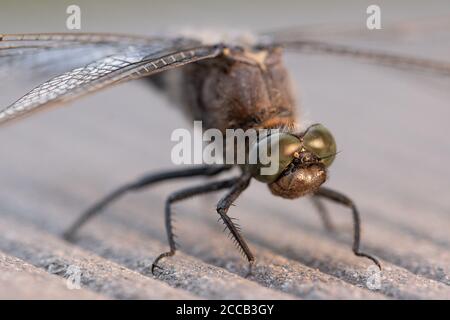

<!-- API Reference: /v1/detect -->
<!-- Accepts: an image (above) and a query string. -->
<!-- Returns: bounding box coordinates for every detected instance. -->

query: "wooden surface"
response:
[0,0,449,299]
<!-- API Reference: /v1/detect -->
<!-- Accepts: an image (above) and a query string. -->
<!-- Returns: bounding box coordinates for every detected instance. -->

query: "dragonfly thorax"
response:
[150,45,298,133]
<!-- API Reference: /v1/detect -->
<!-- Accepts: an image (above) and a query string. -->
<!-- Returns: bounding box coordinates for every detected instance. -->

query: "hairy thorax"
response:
[151,46,298,132]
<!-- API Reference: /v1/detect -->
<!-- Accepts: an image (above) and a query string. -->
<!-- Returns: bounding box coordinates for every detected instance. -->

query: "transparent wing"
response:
[0,33,157,56]
[0,33,182,79]
[259,17,450,76]
[261,16,450,44]
[0,40,221,125]
[271,39,450,76]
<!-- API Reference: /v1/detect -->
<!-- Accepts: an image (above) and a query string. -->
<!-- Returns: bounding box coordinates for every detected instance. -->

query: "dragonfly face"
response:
[249,124,336,199]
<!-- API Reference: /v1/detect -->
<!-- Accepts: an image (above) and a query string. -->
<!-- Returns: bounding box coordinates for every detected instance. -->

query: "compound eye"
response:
[302,124,337,167]
[248,133,302,183]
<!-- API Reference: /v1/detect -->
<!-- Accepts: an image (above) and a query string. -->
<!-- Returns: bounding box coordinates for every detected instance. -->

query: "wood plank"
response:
[0,0,449,300]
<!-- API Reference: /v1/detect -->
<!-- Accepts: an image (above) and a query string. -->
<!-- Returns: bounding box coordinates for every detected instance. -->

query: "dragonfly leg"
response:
[63,165,231,241]
[151,175,245,274]
[151,172,253,275]
[314,186,382,270]
[216,173,254,277]
[311,196,335,232]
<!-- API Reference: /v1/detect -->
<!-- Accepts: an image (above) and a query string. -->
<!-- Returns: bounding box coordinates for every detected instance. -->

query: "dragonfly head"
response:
[249,124,337,199]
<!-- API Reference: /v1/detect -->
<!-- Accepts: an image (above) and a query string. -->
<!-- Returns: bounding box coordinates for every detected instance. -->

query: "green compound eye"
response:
[302,124,337,167]
[248,133,302,183]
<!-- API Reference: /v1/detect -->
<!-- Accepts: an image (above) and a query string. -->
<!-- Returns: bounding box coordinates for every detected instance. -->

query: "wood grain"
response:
[0,1,449,300]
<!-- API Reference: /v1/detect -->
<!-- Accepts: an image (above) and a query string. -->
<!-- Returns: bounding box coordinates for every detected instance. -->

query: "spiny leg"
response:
[311,196,335,232]
[63,165,231,241]
[151,173,252,274]
[216,173,254,276]
[314,186,382,270]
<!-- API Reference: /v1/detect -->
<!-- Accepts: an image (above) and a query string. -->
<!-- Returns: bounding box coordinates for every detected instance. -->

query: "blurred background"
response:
[0,0,449,299]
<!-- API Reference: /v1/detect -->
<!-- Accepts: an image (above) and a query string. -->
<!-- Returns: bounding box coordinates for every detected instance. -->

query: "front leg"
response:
[216,173,254,274]
[151,173,251,274]
[314,186,381,270]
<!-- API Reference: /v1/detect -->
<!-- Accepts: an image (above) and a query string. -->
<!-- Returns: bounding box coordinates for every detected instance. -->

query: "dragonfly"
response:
[1,28,449,275]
